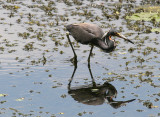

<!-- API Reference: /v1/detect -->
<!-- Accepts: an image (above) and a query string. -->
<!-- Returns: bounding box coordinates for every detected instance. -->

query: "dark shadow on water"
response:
[68,62,135,109]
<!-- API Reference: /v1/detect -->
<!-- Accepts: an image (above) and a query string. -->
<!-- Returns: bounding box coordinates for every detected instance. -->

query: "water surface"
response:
[0,0,160,117]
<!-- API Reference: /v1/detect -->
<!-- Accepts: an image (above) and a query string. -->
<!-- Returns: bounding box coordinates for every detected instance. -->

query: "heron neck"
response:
[91,38,115,53]
[105,34,115,48]
[102,32,113,46]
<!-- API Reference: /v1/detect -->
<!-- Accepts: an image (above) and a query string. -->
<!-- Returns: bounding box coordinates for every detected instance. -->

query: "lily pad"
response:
[136,5,160,13]
[126,12,160,22]
[0,94,8,97]
[151,28,160,32]
[16,97,25,101]
[118,52,127,55]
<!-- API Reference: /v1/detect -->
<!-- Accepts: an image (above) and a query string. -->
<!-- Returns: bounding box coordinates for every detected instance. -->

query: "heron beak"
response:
[116,33,134,44]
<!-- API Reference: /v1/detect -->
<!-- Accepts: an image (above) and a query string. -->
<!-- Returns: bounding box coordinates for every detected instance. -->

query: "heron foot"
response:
[66,32,70,36]
[70,56,77,67]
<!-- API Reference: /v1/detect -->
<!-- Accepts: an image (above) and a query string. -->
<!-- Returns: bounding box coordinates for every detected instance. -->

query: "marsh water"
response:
[0,0,160,117]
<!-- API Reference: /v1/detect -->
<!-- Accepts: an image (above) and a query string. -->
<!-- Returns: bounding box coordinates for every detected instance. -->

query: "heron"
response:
[66,23,134,64]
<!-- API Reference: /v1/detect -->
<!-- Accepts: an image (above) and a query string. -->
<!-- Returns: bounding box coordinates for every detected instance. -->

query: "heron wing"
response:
[66,23,104,44]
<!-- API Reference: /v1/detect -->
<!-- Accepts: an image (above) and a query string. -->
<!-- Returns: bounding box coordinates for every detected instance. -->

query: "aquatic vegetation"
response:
[0,0,160,117]
[151,28,160,32]
[126,6,160,32]
[127,12,160,22]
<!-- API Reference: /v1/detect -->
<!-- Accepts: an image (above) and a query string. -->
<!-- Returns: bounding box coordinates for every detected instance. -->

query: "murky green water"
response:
[0,0,160,117]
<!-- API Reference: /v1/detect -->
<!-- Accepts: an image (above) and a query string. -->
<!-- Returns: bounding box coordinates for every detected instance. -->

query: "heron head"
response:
[107,29,134,44]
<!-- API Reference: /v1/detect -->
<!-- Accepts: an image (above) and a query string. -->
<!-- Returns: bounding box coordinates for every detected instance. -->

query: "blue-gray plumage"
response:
[66,23,134,64]
[66,23,104,44]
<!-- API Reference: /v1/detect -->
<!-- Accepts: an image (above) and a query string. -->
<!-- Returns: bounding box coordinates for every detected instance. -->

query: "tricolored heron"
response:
[66,23,134,64]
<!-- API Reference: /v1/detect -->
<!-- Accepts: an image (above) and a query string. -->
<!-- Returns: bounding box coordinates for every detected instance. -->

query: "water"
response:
[0,0,160,117]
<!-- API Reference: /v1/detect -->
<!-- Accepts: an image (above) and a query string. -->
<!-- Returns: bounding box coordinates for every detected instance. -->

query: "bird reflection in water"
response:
[68,64,135,108]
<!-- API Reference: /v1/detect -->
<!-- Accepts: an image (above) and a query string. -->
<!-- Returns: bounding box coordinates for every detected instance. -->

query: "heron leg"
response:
[88,45,94,65]
[68,64,77,91]
[66,32,77,65]
[88,62,96,87]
